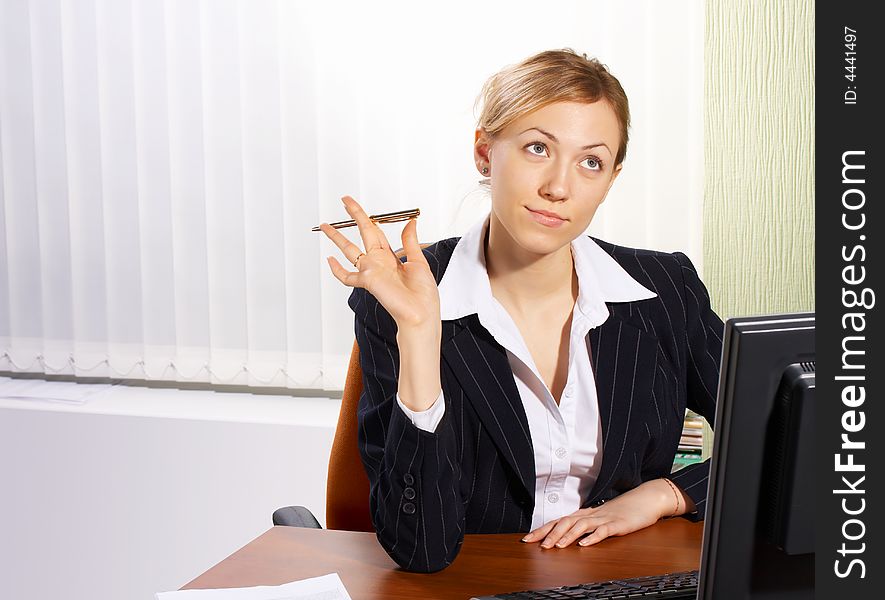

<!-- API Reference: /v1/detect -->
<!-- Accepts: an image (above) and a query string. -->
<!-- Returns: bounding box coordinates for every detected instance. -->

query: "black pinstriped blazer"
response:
[348,235,723,573]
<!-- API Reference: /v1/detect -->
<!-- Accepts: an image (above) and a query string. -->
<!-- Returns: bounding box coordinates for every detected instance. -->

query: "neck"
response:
[484,213,578,318]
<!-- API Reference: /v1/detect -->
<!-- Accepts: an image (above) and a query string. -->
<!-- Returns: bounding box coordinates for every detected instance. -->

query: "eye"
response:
[581,156,604,171]
[525,142,548,156]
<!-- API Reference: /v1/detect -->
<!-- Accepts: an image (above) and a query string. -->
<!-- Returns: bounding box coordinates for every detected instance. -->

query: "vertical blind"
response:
[0,0,704,391]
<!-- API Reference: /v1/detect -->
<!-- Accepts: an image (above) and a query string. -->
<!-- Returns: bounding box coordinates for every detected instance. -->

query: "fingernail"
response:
[555,542,565,548]
[521,536,530,543]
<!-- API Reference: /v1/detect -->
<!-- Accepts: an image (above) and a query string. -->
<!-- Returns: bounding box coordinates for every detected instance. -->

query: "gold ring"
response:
[353,252,366,268]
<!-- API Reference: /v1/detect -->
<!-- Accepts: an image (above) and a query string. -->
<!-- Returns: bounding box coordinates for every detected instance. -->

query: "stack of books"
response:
[671,410,705,471]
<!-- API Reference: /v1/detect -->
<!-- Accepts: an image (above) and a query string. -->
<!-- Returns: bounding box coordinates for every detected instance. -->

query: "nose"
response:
[540,161,570,202]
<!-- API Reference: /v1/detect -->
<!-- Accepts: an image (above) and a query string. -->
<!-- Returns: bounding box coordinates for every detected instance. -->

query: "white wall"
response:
[0,386,339,600]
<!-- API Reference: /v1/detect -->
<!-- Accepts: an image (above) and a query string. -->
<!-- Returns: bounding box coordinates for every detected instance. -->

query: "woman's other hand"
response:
[521,479,693,549]
[320,196,440,330]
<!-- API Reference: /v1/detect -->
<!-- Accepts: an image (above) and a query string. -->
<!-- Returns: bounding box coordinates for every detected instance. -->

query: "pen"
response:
[311,208,420,231]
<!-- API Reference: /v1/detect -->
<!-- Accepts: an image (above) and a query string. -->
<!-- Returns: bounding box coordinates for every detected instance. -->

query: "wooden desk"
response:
[183,519,703,599]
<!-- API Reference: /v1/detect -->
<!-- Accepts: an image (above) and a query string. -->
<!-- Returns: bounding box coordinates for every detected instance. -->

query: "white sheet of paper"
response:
[155,573,352,600]
[0,376,113,404]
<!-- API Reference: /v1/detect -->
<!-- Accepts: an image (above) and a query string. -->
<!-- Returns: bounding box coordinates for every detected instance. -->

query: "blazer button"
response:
[404,473,415,485]
[403,487,416,500]
[402,502,416,515]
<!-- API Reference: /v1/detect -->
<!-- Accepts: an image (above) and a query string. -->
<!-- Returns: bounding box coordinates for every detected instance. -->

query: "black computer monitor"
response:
[699,313,815,599]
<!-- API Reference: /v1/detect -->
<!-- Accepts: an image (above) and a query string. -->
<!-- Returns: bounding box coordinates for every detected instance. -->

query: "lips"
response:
[528,208,566,220]
[526,207,567,228]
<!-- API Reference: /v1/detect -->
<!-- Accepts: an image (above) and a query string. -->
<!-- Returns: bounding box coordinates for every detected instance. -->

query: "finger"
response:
[401,218,428,265]
[522,520,557,544]
[541,518,578,549]
[554,518,599,548]
[578,523,613,547]
[319,222,366,267]
[341,195,389,251]
[326,256,361,288]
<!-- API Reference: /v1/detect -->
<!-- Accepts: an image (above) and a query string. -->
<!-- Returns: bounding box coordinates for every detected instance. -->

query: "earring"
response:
[481,166,489,175]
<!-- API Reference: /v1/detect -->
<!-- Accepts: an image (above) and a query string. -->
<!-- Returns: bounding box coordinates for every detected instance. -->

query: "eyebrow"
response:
[520,127,611,153]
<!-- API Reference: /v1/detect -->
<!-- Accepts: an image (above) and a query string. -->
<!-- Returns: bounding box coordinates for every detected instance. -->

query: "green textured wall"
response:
[701,0,814,458]
[704,0,815,320]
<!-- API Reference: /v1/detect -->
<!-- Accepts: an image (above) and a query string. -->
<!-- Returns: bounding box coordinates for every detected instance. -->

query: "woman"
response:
[319,49,722,573]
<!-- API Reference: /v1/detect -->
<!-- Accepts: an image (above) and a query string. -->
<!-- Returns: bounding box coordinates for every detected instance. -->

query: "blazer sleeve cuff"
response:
[668,459,710,522]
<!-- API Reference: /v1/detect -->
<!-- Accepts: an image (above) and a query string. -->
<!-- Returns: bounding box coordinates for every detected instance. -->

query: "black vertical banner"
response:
[816,3,882,597]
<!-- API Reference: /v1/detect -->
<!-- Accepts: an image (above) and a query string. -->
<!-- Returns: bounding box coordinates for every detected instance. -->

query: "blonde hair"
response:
[476,49,631,166]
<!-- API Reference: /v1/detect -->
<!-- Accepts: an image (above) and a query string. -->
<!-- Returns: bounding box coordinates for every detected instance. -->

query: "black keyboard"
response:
[470,569,699,599]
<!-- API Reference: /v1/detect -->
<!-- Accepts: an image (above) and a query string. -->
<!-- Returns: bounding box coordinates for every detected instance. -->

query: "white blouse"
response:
[396,214,656,530]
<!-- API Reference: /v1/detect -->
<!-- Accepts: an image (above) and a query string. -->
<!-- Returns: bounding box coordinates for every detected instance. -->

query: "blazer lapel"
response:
[440,315,535,502]
[585,309,660,506]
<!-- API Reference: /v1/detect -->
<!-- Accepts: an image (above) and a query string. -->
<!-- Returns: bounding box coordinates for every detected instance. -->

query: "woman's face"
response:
[475,100,623,256]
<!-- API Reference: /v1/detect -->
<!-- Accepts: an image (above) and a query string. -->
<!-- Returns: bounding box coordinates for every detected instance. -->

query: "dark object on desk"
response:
[698,312,814,599]
[471,570,698,599]
[271,506,320,529]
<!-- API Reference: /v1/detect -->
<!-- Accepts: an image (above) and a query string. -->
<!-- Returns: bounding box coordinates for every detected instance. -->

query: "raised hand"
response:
[320,196,440,330]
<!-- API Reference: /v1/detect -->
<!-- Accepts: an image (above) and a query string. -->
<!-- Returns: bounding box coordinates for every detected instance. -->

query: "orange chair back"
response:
[325,339,374,531]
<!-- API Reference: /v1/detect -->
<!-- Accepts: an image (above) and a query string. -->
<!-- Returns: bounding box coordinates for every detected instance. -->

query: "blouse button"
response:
[564,384,574,398]
[403,502,416,515]
[404,473,415,485]
[547,492,560,504]
[403,487,416,500]
[555,447,567,459]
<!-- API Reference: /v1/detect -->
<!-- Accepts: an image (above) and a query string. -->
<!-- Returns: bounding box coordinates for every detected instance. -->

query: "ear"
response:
[474,128,492,174]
